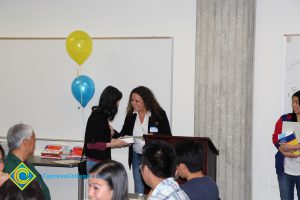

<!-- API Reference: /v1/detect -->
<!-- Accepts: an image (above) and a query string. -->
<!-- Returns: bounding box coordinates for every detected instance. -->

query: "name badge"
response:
[149,126,158,133]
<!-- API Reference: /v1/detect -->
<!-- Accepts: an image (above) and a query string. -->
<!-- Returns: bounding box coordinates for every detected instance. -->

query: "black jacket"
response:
[84,111,112,161]
[120,109,172,168]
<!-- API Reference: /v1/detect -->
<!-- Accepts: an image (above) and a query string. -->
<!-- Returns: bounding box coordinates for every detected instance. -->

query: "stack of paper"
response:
[278,130,300,155]
[66,146,83,160]
[121,136,135,144]
[41,144,70,159]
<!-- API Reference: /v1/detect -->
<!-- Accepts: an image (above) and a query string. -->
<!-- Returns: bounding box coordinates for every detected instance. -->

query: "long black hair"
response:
[0,144,4,159]
[93,86,122,120]
[89,160,128,200]
[292,90,300,121]
[292,90,300,105]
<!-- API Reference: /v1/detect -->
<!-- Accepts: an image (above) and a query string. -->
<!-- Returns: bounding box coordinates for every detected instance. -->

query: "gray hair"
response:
[7,124,34,151]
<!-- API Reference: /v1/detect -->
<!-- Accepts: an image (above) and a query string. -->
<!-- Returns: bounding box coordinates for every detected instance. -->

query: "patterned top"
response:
[272,113,297,174]
[148,178,190,200]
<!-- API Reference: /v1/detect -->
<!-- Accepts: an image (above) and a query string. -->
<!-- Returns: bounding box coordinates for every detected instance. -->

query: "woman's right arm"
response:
[273,117,283,149]
[279,143,300,152]
[87,139,128,150]
[108,139,129,148]
[278,145,300,158]
[0,172,8,187]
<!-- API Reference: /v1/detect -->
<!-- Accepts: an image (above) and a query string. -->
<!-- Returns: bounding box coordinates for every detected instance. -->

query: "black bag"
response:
[78,160,87,176]
[78,142,87,177]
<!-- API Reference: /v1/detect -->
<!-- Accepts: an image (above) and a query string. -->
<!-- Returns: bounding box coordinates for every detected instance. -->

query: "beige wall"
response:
[253,0,300,199]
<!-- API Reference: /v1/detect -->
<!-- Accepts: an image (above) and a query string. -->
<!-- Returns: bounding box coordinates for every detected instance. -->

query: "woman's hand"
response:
[279,143,300,158]
[279,143,300,152]
[110,139,129,148]
[0,172,9,187]
[280,151,300,158]
[279,143,293,152]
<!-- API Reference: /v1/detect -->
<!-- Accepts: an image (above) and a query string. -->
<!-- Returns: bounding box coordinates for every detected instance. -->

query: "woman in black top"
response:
[84,86,128,172]
[120,86,172,194]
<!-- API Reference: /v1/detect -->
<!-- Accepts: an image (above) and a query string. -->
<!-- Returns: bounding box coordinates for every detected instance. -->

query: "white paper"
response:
[121,136,135,144]
[52,160,80,165]
[282,121,300,140]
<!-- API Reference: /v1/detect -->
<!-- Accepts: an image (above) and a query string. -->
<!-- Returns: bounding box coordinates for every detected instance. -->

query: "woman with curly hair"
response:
[120,86,172,194]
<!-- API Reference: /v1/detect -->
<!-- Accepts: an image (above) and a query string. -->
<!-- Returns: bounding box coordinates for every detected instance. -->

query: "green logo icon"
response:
[9,162,36,190]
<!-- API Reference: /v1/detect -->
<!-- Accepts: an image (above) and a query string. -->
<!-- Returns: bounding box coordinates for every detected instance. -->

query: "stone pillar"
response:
[194,0,255,199]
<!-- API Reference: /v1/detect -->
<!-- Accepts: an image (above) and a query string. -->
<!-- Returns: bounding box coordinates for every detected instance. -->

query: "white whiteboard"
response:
[0,37,173,140]
[284,35,300,113]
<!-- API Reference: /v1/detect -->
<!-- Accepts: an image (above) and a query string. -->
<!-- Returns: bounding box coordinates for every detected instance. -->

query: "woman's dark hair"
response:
[292,91,300,121]
[292,91,300,104]
[126,86,162,118]
[89,160,128,200]
[0,144,4,159]
[93,86,122,120]
[0,179,44,200]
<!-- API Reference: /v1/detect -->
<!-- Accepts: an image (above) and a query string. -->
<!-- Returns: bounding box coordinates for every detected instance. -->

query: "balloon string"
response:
[81,106,86,140]
[77,65,85,140]
[78,65,83,118]
[76,65,80,77]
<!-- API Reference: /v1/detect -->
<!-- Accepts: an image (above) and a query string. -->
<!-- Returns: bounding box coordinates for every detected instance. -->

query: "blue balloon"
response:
[71,75,95,108]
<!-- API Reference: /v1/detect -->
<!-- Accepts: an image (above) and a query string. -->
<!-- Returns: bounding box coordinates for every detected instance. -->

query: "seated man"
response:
[175,140,219,200]
[140,140,189,200]
[3,123,51,200]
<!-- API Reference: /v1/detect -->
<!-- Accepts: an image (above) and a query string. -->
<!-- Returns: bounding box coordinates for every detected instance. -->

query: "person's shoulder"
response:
[3,153,20,173]
[151,108,166,118]
[281,113,295,121]
[159,108,167,114]
[89,110,106,119]
[202,176,216,182]
[125,112,137,120]
[184,176,217,187]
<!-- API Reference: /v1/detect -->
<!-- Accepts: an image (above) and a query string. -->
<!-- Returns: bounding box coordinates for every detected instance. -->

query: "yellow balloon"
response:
[66,30,93,65]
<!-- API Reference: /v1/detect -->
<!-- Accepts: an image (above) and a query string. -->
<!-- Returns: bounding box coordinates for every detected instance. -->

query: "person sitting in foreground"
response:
[0,179,44,200]
[140,140,189,200]
[88,160,128,200]
[0,144,9,186]
[175,140,219,200]
[3,123,51,200]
